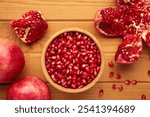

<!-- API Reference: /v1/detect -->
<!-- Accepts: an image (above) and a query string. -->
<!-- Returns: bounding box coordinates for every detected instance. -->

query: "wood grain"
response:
[0,0,150,100]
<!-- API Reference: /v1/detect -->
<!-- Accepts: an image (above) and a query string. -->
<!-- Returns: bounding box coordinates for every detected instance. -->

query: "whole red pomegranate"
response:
[0,38,25,83]
[7,76,51,100]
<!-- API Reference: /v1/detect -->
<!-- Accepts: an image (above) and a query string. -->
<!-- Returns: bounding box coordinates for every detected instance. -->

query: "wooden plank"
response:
[0,0,116,20]
[0,21,149,82]
[1,83,150,100]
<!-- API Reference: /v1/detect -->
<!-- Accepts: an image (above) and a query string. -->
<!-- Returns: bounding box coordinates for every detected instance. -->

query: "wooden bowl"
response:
[41,28,104,93]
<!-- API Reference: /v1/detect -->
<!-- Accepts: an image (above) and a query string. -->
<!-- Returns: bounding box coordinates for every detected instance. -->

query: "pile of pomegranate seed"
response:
[45,31,101,89]
[124,80,138,85]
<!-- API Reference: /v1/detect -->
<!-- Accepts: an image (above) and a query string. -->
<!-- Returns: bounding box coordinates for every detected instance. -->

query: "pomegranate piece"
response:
[115,34,142,64]
[108,61,114,67]
[0,38,25,83]
[99,89,104,96]
[45,31,101,89]
[95,0,150,64]
[141,94,146,100]
[7,76,51,100]
[109,72,114,78]
[11,10,48,44]
[124,80,131,85]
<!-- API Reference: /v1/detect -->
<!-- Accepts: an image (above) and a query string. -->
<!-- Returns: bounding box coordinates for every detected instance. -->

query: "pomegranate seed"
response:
[118,85,123,91]
[99,89,104,96]
[124,80,131,85]
[109,72,114,78]
[115,73,121,79]
[141,95,146,100]
[148,70,150,76]
[108,61,114,67]
[45,31,101,89]
[112,84,118,90]
[131,80,137,85]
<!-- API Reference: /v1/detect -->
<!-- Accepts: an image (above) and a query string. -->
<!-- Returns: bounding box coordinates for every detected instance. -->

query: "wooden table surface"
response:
[0,0,150,100]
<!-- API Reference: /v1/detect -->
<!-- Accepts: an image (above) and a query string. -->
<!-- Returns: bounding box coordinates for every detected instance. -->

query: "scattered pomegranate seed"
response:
[148,70,150,76]
[112,84,118,90]
[124,80,131,85]
[115,73,121,79]
[131,80,137,85]
[108,61,114,67]
[109,72,114,78]
[99,89,104,96]
[118,85,123,91]
[141,95,146,100]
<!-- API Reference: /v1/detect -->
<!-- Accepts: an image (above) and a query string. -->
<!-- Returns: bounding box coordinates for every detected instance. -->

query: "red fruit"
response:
[115,73,122,79]
[108,61,114,67]
[7,76,51,100]
[141,94,146,100]
[131,80,138,85]
[0,38,25,83]
[45,31,101,89]
[115,34,142,64]
[11,10,48,44]
[99,89,104,96]
[124,80,131,85]
[109,72,114,78]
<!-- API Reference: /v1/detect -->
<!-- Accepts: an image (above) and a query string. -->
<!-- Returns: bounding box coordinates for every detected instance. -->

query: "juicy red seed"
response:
[141,95,146,100]
[124,80,131,85]
[45,31,101,89]
[108,61,114,67]
[115,73,121,79]
[112,84,118,90]
[148,70,150,76]
[109,72,114,78]
[118,85,123,91]
[99,89,104,96]
[131,80,137,85]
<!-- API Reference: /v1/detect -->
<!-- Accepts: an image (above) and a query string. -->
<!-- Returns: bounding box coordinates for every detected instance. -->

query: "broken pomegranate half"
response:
[41,28,104,93]
[95,0,150,64]
[11,10,48,44]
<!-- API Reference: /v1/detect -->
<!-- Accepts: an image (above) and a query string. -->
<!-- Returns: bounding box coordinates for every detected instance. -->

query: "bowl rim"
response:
[41,28,104,93]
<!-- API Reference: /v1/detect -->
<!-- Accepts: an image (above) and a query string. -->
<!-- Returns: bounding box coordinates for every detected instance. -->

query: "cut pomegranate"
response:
[11,10,48,44]
[99,89,104,96]
[45,31,101,89]
[141,94,146,100]
[109,72,114,78]
[148,70,150,76]
[124,80,131,85]
[115,34,142,64]
[115,73,122,79]
[131,80,138,85]
[95,0,150,64]
[108,61,114,67]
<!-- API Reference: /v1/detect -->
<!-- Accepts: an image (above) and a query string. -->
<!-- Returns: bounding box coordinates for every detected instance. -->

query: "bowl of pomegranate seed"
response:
[41,28,104,93]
